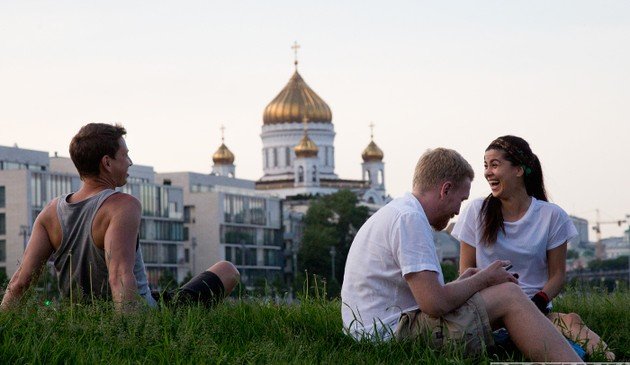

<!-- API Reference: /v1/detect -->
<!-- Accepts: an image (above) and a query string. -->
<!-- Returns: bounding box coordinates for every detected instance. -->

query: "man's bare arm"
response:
[103,194,142,312]
[405,260,517,317]
[1,209,55,310]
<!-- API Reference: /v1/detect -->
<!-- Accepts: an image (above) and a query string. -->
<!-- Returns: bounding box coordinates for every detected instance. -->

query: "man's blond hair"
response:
[412,148,474,193]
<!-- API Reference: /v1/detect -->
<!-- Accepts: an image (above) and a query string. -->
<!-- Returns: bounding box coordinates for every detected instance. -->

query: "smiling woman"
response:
[453,135,615,361]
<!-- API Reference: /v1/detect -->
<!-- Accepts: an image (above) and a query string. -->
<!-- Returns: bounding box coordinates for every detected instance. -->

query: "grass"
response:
[0,286,627,364]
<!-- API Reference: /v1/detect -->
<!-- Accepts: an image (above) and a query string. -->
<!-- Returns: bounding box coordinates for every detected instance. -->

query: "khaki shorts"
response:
[394,292,494,355]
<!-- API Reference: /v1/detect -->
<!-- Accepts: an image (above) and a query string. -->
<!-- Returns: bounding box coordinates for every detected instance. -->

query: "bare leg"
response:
[548,312,615,361]
[479,283,582,362]
[207,261,240,296]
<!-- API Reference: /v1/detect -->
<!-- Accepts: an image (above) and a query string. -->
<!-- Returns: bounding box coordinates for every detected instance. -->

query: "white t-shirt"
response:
[452,197,577,298]
[341,193,444,340]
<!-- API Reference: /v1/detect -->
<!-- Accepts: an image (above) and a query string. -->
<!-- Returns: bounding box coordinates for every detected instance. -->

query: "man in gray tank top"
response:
[1,123,240,312]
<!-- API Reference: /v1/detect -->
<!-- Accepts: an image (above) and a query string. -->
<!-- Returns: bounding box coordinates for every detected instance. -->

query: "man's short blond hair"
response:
[412,148,474,193]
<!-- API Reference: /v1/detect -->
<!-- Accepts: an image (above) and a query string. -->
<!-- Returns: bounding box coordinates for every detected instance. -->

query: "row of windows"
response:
[296,165,318,183]
[221,225,282,246]
[263,146,334,168]
[30,173,74,210]
[121,184,182,219]
[224,246,282,267]
[140,220,184,241]
[364,169,385,185]
[0,161,46,171]
[141,243,179,264]
[223,194,267,225]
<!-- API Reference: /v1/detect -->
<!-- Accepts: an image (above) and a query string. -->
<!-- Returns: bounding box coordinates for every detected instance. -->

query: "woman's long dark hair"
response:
[481,135,548,245]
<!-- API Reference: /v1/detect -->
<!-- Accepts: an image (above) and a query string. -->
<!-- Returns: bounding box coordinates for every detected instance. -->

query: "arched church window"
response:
[378,170,384,186]
[298,166,304,182]
[264,148,269,168]
[273,148,278,167]
[285,147,291,167]
[365,170,371,181]
[312,165,317,182]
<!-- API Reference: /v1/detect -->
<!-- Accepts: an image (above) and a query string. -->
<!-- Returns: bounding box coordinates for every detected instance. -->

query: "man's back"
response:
[341,193,442,339]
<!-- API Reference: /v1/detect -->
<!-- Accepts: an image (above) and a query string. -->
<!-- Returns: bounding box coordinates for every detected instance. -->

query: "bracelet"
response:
[536,291,550,303]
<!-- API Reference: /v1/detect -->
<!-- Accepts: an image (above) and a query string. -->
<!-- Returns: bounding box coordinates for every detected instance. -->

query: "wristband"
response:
[531,291,550,314]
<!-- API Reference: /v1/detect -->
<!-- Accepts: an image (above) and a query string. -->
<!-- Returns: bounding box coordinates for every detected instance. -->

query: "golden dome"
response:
[263,71,332,125]
[362,140,384,162]
[212,143,235,165]
[294,134,319,158]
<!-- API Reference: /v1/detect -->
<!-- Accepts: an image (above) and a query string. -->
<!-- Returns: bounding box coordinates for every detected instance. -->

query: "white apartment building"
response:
[156,172,283,288]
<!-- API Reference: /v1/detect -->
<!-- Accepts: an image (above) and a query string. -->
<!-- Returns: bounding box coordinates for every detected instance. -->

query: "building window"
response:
[264,149,269,168]
[162,244,178,264]
[325,147,329,166]
[184,205,194,223]
[285,147,291,166]
[0,240,5,261]
[0,186,5,208]
[264,248,281,267]
[312,165,317,182]
[30,173,45,209]
[222,225,257,245]
[0,213,5,235]
[298,166,304,183]
[273,148,278,167]
[184,248,190,263]
[141,243,158,263]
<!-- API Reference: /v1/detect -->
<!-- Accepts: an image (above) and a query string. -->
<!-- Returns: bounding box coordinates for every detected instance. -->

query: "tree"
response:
[298,190,370,297]
[566,249,579,260]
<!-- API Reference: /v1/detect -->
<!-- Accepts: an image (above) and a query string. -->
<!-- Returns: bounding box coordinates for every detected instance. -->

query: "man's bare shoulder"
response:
[37,197,60,224]
[102,192,141,209]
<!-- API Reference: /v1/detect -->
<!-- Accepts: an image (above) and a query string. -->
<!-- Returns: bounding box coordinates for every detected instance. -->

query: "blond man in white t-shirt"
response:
[341,148,581,362]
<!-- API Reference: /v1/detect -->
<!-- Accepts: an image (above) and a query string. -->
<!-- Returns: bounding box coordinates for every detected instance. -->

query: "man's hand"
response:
[478,260,518,288]
[457,267,480,281]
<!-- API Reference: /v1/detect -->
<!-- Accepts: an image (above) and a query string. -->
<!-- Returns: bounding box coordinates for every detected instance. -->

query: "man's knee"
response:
[479,282,527,319]
[482,282,525,303]
[208,261,240,293]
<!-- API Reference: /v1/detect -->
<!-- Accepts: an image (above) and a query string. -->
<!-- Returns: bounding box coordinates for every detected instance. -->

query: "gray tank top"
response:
[53,189,156,307]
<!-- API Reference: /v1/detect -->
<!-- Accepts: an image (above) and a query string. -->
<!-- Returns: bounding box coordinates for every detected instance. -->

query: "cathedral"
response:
[210,48,390,206]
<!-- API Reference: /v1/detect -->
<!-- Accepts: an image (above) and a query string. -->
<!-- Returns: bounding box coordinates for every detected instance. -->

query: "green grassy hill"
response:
[0,287,627,364]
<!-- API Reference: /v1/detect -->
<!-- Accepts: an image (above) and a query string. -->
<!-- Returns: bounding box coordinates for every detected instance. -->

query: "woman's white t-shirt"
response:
[452,197,577,298]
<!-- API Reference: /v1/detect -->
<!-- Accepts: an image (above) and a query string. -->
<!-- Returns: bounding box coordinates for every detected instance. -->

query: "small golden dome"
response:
[294,134,319,158]
[263,71,332,125]
[212,143,235,165]
[362,140,384,162]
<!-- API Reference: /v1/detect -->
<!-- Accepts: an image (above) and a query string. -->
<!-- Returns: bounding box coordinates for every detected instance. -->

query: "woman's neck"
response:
[500,191,532,222]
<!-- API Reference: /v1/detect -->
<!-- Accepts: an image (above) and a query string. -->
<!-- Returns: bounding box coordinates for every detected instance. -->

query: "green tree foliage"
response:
[588,256,629,271]
[440,262,458,283]
[566,249,579,260]
[298,190,370,297]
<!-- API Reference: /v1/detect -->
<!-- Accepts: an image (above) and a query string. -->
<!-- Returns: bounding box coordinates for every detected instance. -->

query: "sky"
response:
[1,1,629,240]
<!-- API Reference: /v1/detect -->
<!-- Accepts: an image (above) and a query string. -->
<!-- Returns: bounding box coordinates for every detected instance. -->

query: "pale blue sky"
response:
[1,1,629,238]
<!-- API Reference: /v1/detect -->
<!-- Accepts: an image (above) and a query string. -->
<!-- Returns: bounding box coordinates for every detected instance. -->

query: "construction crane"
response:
[592,209,627,260]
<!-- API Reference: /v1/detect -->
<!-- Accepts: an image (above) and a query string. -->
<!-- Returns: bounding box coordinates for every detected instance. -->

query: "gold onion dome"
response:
[294,134,319,158]
[263,71,332,125]
[212,143,235,165]
[362,140,384,162]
